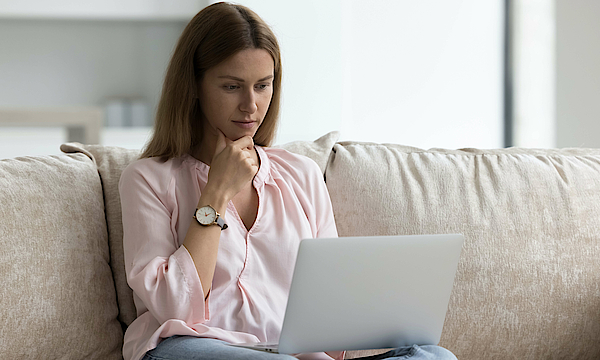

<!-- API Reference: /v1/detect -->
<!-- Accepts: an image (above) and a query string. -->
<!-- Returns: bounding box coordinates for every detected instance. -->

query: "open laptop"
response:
[230,234,464,354]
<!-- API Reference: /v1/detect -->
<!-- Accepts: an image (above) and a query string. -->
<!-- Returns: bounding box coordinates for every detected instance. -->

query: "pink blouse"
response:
[119,146,342,360]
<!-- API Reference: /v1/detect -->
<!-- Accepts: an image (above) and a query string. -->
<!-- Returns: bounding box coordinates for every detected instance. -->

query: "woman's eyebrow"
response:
[218,75,274,82]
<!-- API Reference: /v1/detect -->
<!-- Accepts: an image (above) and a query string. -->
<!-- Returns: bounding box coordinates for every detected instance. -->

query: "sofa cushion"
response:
[59,131,340,333]
[0,154,123,359]
[61,143,142,330]
[275,131,340,173]
[326,143,600,359]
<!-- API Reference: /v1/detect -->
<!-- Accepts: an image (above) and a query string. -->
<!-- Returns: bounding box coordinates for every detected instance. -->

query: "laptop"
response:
[230,234,464,354]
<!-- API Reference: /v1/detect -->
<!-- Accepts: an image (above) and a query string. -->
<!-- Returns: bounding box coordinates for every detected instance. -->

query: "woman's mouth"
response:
[232,121,256,129]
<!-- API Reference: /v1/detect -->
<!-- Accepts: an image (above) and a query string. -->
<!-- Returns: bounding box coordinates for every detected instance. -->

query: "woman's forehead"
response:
[208,49,274,79]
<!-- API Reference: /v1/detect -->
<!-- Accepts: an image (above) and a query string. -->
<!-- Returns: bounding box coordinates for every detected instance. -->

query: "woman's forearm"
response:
[182,190,229,299]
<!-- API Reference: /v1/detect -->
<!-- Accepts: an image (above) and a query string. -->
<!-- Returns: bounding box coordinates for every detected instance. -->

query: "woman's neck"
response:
[191,137,215,165]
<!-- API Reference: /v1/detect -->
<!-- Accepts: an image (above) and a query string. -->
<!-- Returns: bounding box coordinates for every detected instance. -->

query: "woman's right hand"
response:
[203,129,259,203]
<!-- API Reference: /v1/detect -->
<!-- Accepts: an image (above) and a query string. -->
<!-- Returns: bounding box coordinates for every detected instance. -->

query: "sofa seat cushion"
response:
[327,143,600,359]
[0,154,123,359]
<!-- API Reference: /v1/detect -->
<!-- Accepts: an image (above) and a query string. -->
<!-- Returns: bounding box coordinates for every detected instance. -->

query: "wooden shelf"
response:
[0,108,103,144]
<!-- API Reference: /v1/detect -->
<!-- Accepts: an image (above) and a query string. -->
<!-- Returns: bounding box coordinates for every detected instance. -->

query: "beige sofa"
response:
[1,131,599,359]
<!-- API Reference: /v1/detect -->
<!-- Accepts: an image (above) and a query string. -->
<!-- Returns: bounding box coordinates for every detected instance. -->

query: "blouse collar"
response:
[253,146,269,190]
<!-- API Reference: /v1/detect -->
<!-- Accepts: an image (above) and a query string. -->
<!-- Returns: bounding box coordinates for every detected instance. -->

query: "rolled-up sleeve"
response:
[119,162,209,326]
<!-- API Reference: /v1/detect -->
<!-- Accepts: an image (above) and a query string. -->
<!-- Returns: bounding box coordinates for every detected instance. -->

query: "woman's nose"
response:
[239,89,258,114]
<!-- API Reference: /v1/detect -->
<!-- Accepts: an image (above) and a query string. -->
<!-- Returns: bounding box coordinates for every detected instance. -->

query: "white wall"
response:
[512,0,556,148]
[220,0,345,145]
[556,0,600,148]
[0,18,186,158]
[231,0,504,149]
[340,0,503,149]
[2,0,598,157]
[0,0,203,20]
[1,0,505,159]
[0,19,185,113]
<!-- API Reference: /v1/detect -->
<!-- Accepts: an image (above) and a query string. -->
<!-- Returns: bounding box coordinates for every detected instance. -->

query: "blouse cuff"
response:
[174,245,210,321]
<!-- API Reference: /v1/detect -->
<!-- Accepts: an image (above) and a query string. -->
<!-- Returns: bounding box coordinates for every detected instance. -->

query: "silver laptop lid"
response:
[278,234,464,354]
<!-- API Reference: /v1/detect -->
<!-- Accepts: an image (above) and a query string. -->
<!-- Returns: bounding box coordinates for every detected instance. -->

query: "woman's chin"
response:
[225,127,259,141]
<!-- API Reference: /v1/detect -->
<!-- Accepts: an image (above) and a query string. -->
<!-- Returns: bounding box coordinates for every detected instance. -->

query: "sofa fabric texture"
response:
[2,132,600,360]
[61,143,142,330]
[0,154,123,359]
[328,143,600,359]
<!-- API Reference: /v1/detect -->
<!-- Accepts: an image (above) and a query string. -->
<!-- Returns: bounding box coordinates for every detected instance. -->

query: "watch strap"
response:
[215,215,228,230]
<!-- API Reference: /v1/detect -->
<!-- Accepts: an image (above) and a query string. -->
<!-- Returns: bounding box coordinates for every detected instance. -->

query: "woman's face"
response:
[198,48,275,143]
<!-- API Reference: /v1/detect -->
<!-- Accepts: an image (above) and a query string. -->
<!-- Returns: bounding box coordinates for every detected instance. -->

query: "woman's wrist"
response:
[197,185,229,213]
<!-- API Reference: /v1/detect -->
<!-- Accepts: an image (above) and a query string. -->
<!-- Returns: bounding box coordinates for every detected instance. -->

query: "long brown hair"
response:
[140,2,282,160]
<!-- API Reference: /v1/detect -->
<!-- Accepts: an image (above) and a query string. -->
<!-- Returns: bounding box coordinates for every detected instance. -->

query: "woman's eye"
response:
[224,85,239,91]
[256,84,269,91]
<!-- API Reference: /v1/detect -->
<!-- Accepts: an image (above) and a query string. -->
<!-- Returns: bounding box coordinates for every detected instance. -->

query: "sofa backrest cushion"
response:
[0,154,123,359]
[326,143,600,359]
[61,143,141,330]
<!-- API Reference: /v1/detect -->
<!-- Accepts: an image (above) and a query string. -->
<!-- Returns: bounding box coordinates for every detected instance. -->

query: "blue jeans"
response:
[142,336,457,360]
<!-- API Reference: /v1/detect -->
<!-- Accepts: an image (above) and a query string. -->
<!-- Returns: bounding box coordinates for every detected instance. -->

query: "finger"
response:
[244,156,260,175]
[231,135,255,151]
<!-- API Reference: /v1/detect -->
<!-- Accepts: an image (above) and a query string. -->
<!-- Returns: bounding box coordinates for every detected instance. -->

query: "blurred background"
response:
[0,0,598,159]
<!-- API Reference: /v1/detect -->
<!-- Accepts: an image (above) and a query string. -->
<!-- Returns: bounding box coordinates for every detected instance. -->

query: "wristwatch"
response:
[194,205,228,230]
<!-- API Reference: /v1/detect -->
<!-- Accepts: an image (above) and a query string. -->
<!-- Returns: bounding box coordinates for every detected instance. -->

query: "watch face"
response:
[196,206,216,225]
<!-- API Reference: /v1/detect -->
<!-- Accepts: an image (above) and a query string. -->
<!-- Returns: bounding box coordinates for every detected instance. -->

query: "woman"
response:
[119,3,457,360]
